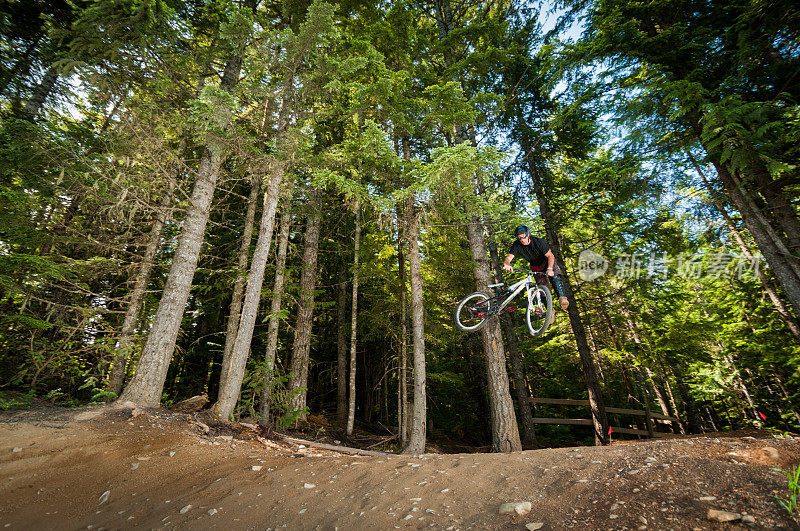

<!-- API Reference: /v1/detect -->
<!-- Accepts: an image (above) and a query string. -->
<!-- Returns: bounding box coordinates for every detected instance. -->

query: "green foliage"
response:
[0,391,36,411]
[773,465,800,515]
[78,375,117,404]
[240,359,308,430]
[0,0,798,457]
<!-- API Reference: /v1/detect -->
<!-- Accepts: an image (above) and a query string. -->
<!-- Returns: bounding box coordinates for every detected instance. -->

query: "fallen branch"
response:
[366,434,397,449]
[281,436,391,457]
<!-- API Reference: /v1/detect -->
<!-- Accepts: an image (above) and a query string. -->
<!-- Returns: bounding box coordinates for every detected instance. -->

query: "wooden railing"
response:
[530,397,681,438]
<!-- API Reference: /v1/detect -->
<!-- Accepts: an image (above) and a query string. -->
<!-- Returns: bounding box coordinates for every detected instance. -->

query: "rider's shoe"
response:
[559,296,569,310]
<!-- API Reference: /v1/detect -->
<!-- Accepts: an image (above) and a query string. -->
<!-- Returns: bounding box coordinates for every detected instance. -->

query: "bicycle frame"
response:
[454,268,552,336]
[489,270,547,315]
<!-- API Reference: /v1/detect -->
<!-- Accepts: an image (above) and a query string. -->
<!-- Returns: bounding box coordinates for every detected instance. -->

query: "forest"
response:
[0,0,798,454]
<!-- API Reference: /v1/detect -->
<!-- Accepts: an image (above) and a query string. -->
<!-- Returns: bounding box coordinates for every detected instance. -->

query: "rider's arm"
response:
[545,250,556,276]
[503,253,515,272]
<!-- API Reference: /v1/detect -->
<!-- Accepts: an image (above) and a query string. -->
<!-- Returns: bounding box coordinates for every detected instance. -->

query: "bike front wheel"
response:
[454,292,492,332]
[526,285,553,337]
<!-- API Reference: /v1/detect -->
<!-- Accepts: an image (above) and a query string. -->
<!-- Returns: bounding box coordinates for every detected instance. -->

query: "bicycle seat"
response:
[488,283,503,288]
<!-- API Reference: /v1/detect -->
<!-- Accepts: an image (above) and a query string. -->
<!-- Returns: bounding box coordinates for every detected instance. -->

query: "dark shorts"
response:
[530,263,564,286]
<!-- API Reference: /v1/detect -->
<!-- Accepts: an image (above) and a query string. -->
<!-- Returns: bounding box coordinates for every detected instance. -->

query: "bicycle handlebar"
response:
[509,268,548,276]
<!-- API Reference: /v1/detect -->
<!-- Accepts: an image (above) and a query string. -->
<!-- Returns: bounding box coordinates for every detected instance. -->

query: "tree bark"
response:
[19,65,58,120]
[487,230,538,448]
[108,177,175,394]
[643,367,673,425]
[690,154,800,340]
[346,201,361,436]
[212,163,286,420]
[336,255,349,424]
[619,362,647,432]
[526,153,609,445]
[431,0,519,452]
[661,373,686,434]
[722,352,760,425]
[672,365,702,434]
[210,0,306,417]
[398,138,411,446]
[287,195,323,418]
[623,309,677,432]
[218,175,260,395]
[723,209,800,340]
[465,215,522,452]
[477,166,539,448]
[713,161,800,315]
[259,193,293,424]
[403,194,427,454]
[119,150,222,406]
[686,151,800,341]
[773,370,800,425]
[397,211,410,446]
[753,168,800,254]
[118,26,250,407]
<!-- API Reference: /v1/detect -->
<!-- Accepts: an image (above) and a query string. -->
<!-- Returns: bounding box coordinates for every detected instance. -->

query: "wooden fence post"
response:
[645,406,654,438]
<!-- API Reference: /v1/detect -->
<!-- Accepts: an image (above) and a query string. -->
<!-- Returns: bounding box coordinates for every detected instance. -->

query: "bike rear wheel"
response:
[526,285,553,336]
[454,292,492,332]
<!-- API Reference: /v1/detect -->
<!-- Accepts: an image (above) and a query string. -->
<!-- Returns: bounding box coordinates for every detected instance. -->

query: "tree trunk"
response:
[623,310,677,433]
[672,366,702,433]
[704,404,720,432]
[690,154,800,340]
[774,370,800,425]
[430,0,519,452]
[489,235,538,448]
[108,177,175,394]
[211,163,286,420]
[403,194,427,454]
[259,194,293,424]
[429,0,519,451]
[723,209,800,339]
[753,167,800,254]
[526,153,609,445]
[480,174,538,448]
[722,352,760,425]
[619,362,647,432]
[118,151,222,407]
[0,33,43,97]
[19,65,58,120]
[398,139,411,446]
[218,175,260,395]
[643,367,673,426]
[336,260,349,424]
[661,373,686,434]
[397,213,410,446]
[287,196,323,418]
[209,3,302,417]
[465,215,522,452]
[346,201,361,436]
[712,161,800,316]
[118,34,248,407]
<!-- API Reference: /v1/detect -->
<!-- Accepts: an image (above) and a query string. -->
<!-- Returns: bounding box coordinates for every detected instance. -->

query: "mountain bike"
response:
[454,269,554,337]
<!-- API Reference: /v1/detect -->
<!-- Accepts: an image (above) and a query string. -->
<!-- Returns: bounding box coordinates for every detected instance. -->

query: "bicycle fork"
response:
[525,283,535,310]
[526,283,544,313]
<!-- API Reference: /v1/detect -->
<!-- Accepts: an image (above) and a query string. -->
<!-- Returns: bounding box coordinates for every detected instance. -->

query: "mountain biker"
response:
[502,225,570,313]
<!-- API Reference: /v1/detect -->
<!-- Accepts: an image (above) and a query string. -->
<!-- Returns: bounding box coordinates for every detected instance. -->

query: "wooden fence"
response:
[530,397,681,438]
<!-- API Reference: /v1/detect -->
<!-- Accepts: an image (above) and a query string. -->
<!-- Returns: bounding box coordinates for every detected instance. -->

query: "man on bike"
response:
[502,225,570,312]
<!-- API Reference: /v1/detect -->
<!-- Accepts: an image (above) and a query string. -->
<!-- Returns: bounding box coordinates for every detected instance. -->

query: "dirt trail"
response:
[1,405,799,530]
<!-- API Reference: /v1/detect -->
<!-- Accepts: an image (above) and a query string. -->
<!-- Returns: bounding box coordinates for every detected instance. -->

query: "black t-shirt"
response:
[509,236,550,268]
